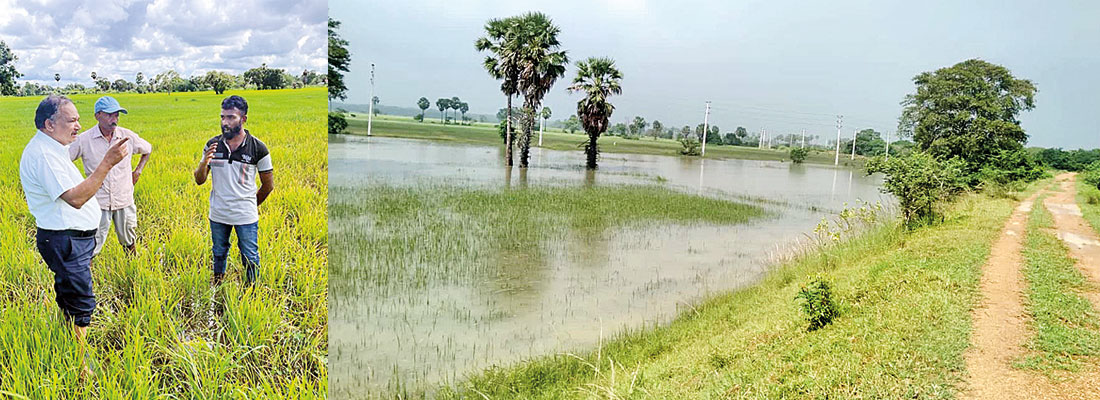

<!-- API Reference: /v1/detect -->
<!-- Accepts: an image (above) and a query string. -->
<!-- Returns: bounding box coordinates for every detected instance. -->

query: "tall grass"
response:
[0,88,327,398]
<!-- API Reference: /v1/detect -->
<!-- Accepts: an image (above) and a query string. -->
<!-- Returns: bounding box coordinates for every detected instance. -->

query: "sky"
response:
[330,0,1100,149]
[0,0,327,86]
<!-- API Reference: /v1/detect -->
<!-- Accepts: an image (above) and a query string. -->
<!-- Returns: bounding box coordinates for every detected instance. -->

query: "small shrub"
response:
[789,147,808,164]
[413,113,424,122]
[865,152,967,227]
[679,138,701,156]
[796,277,839,331]
[1081,161,1100,188]
[328,111,348,135]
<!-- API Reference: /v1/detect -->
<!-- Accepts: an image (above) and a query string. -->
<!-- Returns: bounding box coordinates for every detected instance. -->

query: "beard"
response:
[221,124,242,139]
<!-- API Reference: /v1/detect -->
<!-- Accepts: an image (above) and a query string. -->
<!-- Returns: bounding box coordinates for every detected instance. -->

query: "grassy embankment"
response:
[0,88,327,398]
[342,114,862,167]
[438,185,1043,398]
[1016,190,1100,374]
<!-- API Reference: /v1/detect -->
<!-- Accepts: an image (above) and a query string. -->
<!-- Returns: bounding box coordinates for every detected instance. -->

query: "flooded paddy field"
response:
[328,135,884,397]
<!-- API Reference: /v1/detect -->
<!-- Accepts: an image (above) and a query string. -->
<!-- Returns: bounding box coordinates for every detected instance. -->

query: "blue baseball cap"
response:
[94,96,128,114]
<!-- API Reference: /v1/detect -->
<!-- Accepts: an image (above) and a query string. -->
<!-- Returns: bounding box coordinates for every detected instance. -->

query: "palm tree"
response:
[459,102,470,124]
[513,12,568,167]
[476,17,522,166]
[450,96,461,123]
[417,97,430,121]
[436,98,449,123]
[568,57,622,169]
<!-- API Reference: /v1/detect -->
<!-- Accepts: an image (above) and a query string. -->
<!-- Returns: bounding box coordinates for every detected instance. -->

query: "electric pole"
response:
[851,129,857,160]
[885,130,892,160]
[834,115,843,166]
[702,101,711,157]
[367,63,375,137]
[801,129,806,149]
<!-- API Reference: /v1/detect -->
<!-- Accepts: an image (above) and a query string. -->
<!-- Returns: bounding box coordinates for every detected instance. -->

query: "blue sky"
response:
[0,0,327,86]
[330,0,1100,149]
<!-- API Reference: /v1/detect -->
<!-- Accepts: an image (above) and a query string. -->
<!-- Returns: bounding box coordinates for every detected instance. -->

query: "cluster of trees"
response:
[1,39,321,98]
[420,96,470,124]
[871,59,1043,226]
[1032,148,1100,172]
[477,12,571,168]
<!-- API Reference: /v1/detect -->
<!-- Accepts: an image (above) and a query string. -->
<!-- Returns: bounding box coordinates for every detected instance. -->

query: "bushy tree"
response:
[204,70,233,94]
[790,147,808,164]
[328,18,351,100]
[899,59,1037,180]
[243,64,288,90]
[329,111,348,134]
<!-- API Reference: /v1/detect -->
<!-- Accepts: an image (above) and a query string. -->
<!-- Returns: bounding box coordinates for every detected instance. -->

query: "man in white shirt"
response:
[19,95,130,375]
[70,96,153,256]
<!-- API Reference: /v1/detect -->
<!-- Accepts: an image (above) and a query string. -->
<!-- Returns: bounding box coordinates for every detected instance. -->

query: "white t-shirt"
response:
[205,131,273,225]
[20,131,101,230]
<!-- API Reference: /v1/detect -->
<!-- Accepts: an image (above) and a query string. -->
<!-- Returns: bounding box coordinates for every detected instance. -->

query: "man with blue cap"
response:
[70,96,153,256]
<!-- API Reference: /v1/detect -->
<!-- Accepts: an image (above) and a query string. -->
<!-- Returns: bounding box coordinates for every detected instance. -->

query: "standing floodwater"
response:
[329,135,885,397]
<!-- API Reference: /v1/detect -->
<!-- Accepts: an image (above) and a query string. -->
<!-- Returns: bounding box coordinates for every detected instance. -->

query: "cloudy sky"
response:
[331,0,1100,149]
[0,0,326,85]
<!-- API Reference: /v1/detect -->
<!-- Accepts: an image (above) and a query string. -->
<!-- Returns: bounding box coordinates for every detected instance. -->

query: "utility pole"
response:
[763,128,768,149]
[366,63,375,137]
[834,115,843,166]
[801,129,806,149]
[885,130,892,160]
[702,101,711,157]
[851,129,857,160]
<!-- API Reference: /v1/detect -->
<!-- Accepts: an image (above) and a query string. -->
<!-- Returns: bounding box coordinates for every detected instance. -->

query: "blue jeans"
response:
[210,220,259,284]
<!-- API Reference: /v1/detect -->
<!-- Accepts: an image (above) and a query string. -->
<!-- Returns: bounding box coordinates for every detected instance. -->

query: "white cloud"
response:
[0,0,326,85]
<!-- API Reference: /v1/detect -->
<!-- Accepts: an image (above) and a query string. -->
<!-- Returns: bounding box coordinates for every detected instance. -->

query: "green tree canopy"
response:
[328,18,351,100]
[204,70,233,94]
[899,59,1037,175]
[0,41,21,96]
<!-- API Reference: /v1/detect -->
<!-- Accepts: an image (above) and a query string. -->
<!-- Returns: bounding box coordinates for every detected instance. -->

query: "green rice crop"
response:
[329,181,768,397]
[0,88,327,398]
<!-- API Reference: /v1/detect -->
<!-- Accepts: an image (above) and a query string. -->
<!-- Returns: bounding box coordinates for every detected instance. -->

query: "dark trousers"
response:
[35,229,96,327]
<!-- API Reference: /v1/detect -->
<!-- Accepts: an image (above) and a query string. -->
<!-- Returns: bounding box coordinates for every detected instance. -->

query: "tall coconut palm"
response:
[476,17,522,166]
[436,98,448,123]
[450,96,461,122]
[568,57,622,169]
[513,12,568,168]
[417,97,430,121]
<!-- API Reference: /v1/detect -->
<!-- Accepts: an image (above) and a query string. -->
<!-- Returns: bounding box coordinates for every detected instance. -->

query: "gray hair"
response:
[34,95,73,130]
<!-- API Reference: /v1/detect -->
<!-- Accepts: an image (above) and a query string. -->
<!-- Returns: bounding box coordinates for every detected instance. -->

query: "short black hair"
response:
[35,95,73,129]
[221,95,248,116]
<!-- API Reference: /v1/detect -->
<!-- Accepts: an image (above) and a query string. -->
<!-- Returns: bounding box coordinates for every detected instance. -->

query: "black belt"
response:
[38,228,97,238]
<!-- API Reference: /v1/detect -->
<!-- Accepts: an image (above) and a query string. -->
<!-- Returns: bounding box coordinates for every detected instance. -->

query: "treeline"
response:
[1031,148,1100,172]
[9,63,322,97]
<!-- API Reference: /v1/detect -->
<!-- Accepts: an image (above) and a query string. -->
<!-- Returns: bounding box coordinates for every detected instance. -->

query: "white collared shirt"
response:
[19,130,101,230]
